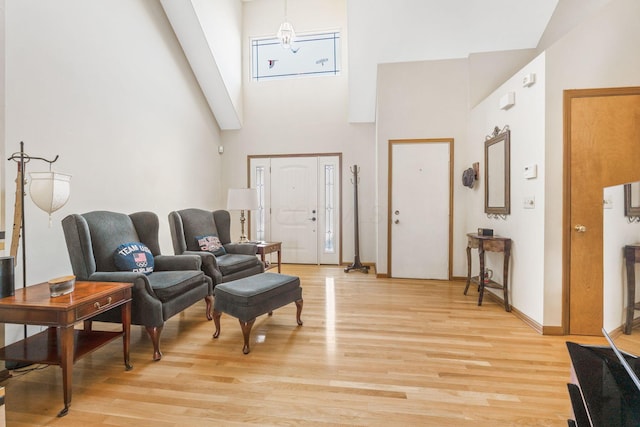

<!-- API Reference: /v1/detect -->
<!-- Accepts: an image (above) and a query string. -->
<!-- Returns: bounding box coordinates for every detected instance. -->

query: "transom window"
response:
[251,31,341,81]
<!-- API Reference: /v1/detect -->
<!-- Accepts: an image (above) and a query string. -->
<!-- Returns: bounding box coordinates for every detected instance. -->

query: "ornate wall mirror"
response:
[624,181,640,220]
[484,126,511,215]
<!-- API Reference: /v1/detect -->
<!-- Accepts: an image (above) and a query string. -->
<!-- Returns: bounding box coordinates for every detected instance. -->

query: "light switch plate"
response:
[524,164,537,179]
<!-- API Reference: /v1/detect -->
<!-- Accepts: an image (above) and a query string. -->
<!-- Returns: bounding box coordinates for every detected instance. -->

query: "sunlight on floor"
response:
[325,276,336,358]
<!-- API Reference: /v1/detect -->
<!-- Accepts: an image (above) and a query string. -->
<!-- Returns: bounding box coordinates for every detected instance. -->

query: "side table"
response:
[0,281,132,417]
[464,233,512,312]
[624,244,640,334]
[256,242,282,273]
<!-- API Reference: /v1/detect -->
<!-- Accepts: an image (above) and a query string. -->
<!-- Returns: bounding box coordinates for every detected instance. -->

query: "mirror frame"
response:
[484,127,511,215]
[624,182,640,217]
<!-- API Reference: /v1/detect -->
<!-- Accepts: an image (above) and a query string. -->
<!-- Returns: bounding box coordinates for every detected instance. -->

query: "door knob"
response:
[394,219,400,224]
[308,217,316,222]
[574,224,587,232]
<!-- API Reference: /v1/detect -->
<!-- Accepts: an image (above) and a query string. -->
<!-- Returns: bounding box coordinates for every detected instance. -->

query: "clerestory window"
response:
[251,31,341,81]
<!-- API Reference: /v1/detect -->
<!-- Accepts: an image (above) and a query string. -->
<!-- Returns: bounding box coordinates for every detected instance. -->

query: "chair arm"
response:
[88,272,164,327]
[154,254,202,271]
[183,250,223,286]
[225,243,258,255]
[88,271,156,296]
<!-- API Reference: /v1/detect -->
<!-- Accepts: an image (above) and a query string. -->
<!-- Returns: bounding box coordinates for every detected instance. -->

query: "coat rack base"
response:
[344,257,370,274]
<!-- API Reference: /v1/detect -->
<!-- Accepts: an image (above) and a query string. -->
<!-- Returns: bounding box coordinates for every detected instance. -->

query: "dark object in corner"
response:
[5,361,31,370]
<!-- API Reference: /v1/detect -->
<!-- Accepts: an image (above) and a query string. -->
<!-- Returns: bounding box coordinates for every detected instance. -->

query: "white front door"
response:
[390,140,451,279]
[271,157,318,264]
[249,155,340,265]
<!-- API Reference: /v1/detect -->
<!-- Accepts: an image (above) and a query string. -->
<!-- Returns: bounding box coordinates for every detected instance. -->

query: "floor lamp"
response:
[7,142,71,367]
[227,188,259,243]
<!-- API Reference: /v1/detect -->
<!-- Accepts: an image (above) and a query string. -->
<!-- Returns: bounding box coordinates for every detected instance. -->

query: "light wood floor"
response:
[2,265,639,426]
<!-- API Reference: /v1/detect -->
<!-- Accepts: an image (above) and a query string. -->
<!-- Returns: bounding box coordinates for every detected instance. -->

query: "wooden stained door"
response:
[565,87,640,335]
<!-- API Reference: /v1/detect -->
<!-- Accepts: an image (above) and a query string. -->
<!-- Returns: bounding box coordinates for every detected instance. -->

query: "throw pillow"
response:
[196,234,227,257]
[113,242,154,275]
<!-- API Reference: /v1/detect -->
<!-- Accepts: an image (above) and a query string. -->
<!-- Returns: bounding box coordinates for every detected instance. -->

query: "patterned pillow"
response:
[196,234,227,257]
[113,242,154,275]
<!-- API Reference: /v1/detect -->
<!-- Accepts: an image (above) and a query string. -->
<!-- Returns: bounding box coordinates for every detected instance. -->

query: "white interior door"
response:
[270,157,318,264]
[250,156,340,265]
[391,141,450,279]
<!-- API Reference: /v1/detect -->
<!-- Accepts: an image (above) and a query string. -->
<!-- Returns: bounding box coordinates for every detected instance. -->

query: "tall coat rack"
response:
[345,165,369,273]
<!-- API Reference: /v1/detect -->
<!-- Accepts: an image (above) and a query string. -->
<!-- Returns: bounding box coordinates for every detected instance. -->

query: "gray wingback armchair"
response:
[61,211,213,361]
[168,209,264,287]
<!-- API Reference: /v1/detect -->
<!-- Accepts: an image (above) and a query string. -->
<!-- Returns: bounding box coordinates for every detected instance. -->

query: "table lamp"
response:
[227,188,259,242]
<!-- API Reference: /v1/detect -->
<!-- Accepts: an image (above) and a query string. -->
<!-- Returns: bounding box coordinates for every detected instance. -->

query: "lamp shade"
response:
[227,188,259,211]
[29,171,71,214]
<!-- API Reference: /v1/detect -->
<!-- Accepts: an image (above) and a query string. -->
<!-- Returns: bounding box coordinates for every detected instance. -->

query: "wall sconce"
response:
[227,188,259,243]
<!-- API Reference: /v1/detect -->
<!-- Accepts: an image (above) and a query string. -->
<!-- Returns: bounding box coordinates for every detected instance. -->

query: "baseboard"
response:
[483,291,561,335]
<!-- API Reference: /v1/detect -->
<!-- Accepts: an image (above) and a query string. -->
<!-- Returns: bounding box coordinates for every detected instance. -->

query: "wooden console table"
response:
[256,242,282,273]
[464,233,512,312]
[624,244,640,334]
[0,281,132,417]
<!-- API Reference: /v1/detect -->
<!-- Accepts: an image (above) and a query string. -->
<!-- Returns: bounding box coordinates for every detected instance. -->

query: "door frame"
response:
[387,139,454,279]
[247,152,343,265]
[562,86,640,334]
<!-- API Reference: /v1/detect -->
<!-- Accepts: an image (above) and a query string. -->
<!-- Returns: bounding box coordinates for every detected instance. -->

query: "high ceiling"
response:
[348,0,560,121]
[170,0,612,128]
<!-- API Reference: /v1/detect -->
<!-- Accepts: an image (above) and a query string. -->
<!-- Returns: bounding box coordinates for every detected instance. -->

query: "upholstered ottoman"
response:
[212,272,303,354]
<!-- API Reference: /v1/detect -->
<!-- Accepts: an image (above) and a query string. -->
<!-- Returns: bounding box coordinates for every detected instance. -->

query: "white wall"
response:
[222,0,376,264]
[376,59,469,276]
[3,0,222,342]
[465,54,547,323]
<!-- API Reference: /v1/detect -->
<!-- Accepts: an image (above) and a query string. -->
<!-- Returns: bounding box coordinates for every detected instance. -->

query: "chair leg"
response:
[204,295,214,321]
[145,325,164,361]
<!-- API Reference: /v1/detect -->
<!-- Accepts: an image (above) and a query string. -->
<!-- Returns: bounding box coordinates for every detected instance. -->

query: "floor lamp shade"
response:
[29,172,71,214]
[0,256,14,299]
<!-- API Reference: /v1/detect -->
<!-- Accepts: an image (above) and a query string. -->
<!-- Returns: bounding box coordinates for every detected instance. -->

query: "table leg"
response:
[277,248,282,273]
[503,243,511,312]
[122,300,133,370]
[260,252,267,268]
[464,244,472,295]
[478,244,486,306]
[58,325,74,417]
[625,248,636,334]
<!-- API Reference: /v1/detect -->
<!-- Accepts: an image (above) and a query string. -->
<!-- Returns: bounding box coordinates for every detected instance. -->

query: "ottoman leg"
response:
[213,309,222,339]
[240,318,256,354]
[296,298,304,325]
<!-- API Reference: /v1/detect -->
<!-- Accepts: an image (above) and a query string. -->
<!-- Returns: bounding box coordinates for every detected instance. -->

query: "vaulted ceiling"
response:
[163,0,612,128]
